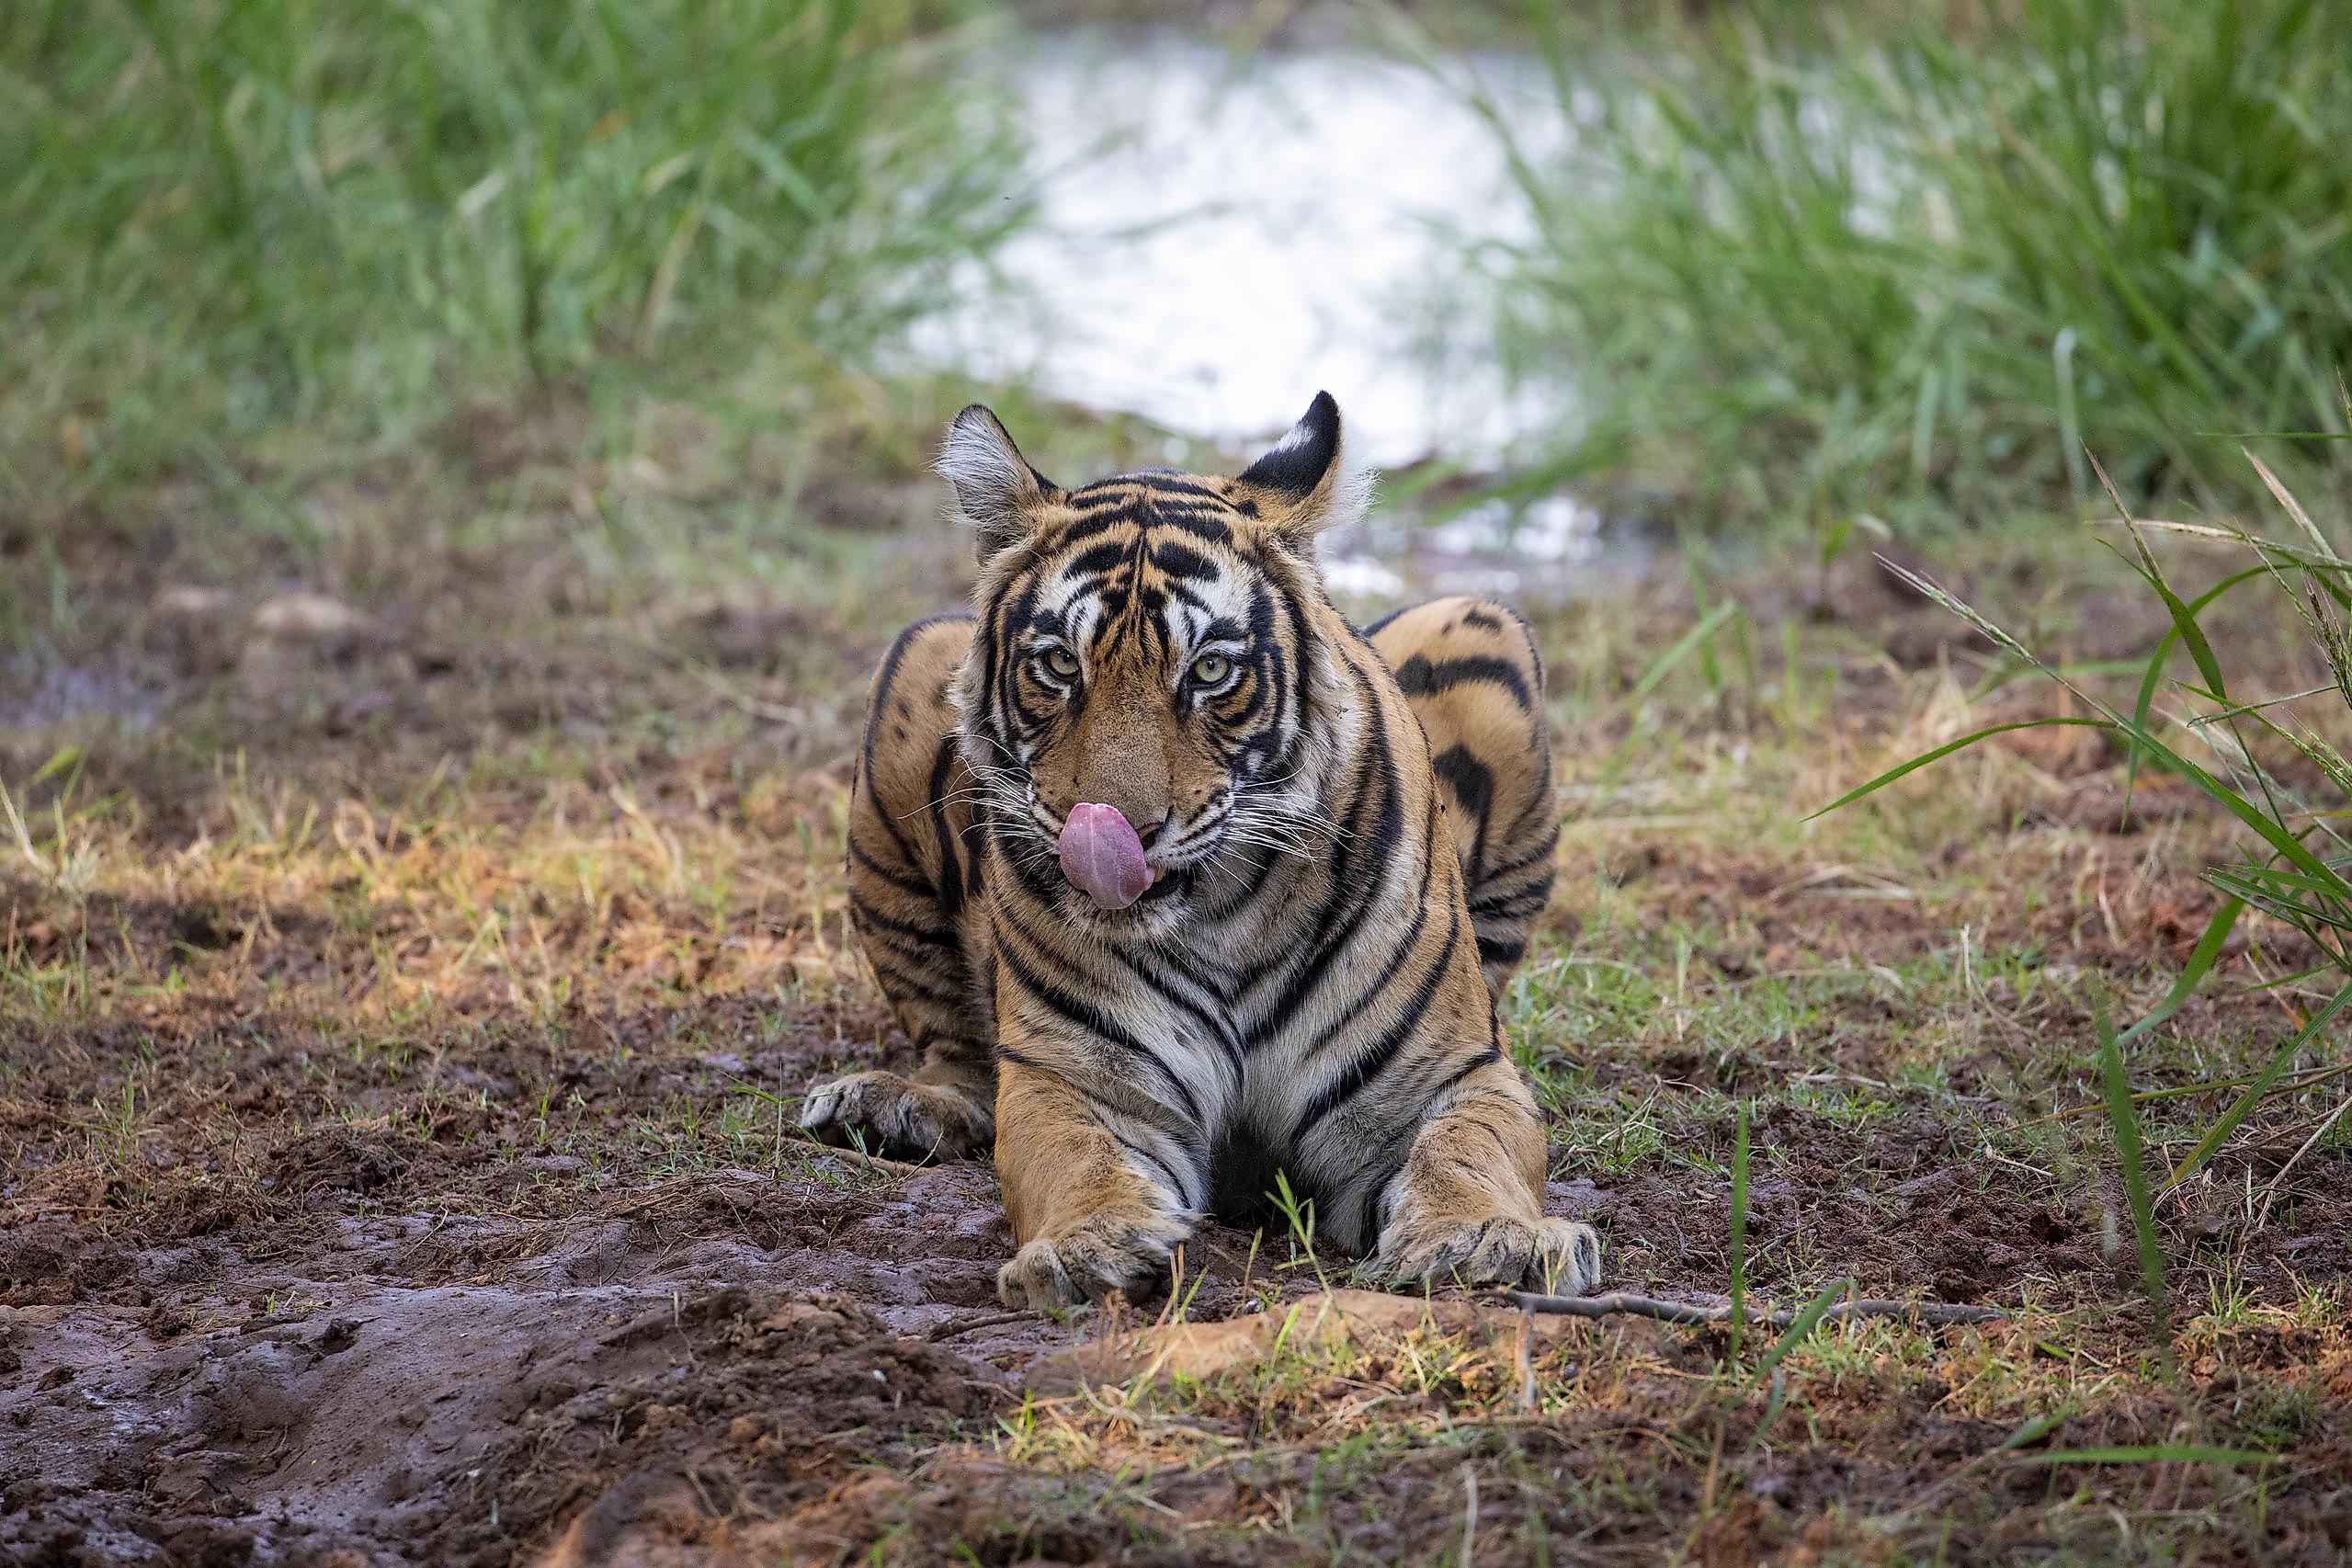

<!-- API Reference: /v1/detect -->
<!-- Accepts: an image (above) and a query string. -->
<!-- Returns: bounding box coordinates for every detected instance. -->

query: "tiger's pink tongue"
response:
[1059,802,1153,910]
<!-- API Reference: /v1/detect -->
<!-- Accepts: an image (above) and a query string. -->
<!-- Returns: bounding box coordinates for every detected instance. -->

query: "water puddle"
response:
[1323,492,1650,605]
[1,657,164,734]
[907,29,1645,602]
[913,30,1557,465]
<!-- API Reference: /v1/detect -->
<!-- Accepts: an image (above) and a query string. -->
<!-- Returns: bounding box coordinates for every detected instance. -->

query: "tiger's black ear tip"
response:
[1292,391,1341,451]
[1240,392,1345,498]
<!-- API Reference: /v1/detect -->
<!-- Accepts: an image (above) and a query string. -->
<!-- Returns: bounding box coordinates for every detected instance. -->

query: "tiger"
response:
[799,392,1601,1310]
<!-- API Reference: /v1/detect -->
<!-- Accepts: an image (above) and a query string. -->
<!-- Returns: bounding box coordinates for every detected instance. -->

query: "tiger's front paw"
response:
[798,1069,994,1161]
[996,1207,1195,1310]
[1373,1211,1604,1296]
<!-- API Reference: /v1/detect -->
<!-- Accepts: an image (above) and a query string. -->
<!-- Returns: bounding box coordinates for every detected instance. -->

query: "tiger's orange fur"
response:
[801,394,1597,1307]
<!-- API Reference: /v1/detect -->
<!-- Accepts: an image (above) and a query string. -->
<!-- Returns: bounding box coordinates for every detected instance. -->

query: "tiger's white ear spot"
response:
[1237,392,1372,545]
[938,404,1059,564]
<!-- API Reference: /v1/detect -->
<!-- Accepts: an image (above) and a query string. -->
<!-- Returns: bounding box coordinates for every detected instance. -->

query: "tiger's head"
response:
[942,392,1369,918]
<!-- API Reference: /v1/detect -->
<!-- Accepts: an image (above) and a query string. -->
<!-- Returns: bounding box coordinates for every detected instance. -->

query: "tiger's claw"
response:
[1374,1212,1604,1296]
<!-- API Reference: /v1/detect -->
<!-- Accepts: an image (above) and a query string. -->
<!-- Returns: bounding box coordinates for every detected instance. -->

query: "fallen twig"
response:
[924,1311,1034,1342]
[807,1145,937,1177]
[1505,1290,2005,1327]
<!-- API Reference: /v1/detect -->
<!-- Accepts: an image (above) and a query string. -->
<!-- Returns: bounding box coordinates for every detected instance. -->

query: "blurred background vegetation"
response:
[1480,0,2352,530]
[4,0,2345,557]
[2,0,1024,520]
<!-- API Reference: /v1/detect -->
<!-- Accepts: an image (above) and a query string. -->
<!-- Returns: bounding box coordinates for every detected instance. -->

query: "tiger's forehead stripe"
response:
[1049,473,1244,542]
[1012,482,1268,657]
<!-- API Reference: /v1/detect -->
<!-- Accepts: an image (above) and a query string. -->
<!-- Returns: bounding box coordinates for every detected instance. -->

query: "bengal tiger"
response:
[800,392,1601,1310]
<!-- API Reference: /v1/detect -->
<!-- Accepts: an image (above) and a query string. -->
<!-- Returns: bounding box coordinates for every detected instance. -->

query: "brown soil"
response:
[6,466,2350,1564]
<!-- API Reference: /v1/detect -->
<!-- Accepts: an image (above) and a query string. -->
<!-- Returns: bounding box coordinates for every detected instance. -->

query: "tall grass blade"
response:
[2245,450,2341,563]
[1745,1277,1850,1390]
[2125,565,2275,811]
[1624,600,1741,711]
[1727,1099,1749,1364]
[1805,720,2113,820]
[2113,539,2228,703]
[2115,897,2244,1045]
[1993,1410,2074,1452]
[2168,981,2352,1188]
[2096,991,2172,1381]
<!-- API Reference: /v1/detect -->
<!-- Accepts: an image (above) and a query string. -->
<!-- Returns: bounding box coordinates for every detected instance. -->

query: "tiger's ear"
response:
[938,403,1061,564]
[1234,392,1370,548]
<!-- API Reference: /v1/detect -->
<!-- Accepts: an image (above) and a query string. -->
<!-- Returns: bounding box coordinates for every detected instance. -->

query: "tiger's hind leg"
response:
[1368,597,1559,992]
[799,615,998,1161]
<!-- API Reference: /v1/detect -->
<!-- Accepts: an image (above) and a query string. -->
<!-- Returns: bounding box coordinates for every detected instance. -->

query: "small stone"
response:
[250,593,372,642]
[153,585,237,620]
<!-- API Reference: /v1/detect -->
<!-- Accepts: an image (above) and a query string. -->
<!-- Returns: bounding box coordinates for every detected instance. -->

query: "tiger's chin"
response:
[1035,834,1219,921]
[1059,862,1192,926]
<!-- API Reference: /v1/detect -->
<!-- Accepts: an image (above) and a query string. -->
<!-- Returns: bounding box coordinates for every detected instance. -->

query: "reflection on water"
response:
[907,29,1642,604]
[1323,491,1648,607]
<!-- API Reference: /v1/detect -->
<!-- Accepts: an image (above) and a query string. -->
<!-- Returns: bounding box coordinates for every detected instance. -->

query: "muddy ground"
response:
[5,433,2351,1563]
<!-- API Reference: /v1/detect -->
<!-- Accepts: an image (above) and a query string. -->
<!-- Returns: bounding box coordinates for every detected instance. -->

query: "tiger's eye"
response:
[1190,653,1232,686]
[1044,647,1081,678]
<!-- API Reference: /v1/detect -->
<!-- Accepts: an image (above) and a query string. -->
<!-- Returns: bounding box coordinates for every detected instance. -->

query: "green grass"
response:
[1467,0,2352,533]
[1819,449,2352,1229]
[7,502,2347,1562]
[0,0,1026,519]
[6,9,2351,1556]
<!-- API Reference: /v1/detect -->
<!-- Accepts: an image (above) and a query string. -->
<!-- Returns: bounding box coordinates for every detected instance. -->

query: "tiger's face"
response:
[942,394,1368,916]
